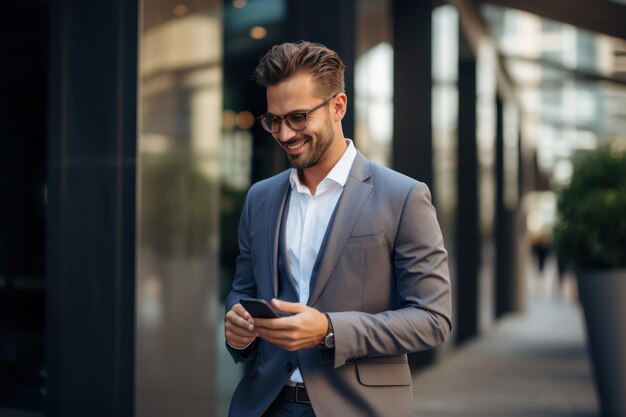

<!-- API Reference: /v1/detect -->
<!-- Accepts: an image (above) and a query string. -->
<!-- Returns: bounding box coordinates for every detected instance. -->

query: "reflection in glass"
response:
[432,4,459,348]
[432,4,459,246]
[481,4,626,186]
[503,102,520,208]
[136,2,223,416]
[355,0,393,166]
[476,39,497,332]
[219,1,288,413]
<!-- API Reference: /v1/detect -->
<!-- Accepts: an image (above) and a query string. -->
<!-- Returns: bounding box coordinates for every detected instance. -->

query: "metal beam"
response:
[478,0,626,40]
[447,0,519,107]
[503,54,626,87]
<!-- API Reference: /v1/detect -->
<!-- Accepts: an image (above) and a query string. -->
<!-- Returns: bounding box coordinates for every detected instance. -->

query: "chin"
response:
[288,156,315,170]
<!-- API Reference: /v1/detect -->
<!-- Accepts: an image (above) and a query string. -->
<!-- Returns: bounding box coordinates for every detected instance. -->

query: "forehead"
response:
[266,72,321,114]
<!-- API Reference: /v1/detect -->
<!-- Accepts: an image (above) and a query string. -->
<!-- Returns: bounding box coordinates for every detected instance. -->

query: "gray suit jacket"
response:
[226,151,452,417]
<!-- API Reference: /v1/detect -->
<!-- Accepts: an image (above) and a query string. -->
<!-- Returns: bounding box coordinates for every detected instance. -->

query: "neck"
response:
[300,136,347,196]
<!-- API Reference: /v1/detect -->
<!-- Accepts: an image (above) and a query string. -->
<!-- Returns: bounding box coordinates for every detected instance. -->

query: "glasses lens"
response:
[260,116,278,133]
[285,113,306,131]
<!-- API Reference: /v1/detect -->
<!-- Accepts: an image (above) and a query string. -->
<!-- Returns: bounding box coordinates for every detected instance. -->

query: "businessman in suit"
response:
[224,41,452,417]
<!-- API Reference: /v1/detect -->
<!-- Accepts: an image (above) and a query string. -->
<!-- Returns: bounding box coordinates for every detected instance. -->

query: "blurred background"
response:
[1,0,625,416]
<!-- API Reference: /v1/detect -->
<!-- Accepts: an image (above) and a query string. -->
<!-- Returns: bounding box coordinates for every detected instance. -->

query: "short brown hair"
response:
[253,41,345,99]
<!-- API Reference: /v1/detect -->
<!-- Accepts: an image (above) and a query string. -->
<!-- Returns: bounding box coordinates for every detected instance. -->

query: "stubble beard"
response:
[286,120,335,170]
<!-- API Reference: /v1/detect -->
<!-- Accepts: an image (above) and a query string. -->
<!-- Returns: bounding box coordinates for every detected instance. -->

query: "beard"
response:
[283,118,335,170]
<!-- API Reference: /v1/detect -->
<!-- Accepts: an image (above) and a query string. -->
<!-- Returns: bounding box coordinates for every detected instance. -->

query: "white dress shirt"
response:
[286,139,356,382]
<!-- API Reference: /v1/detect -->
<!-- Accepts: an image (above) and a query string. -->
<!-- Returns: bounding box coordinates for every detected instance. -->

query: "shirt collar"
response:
[289,139,357,194]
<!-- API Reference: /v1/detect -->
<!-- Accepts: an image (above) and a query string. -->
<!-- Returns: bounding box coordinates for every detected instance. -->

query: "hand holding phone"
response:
[240,298,283,319]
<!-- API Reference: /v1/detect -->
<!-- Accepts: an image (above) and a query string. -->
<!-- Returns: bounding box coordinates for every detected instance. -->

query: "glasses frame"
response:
[257,94,338,134]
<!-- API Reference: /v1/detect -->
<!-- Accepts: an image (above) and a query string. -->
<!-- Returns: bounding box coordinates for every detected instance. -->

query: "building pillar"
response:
[391,0,436,369]
[46,0,138,415]
[287,0,356,140]
[495,98,518,317]
[455,31,480,344]
[392,0,434,188]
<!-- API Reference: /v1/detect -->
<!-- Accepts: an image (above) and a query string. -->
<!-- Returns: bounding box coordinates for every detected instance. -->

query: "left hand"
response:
[252,299,329,351]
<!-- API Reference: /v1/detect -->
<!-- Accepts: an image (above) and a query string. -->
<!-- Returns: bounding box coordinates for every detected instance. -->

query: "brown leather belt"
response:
[278,383,310,404]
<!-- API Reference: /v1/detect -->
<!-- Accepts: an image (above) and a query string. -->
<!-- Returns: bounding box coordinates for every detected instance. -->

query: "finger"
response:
[225,326,255,341]
[225,332,256,349]
[225,317,256,335]
[254,316,293,330]
[225,323,257,343]
[226,310,255,331]
[224,318,256,345]
[271,298,306,314]
[232,303,252,321]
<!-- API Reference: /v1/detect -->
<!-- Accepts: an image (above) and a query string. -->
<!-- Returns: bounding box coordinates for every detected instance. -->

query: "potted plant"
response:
[553,145,626,417]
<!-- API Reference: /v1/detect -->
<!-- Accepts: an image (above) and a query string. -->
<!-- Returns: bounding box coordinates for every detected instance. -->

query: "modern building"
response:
[1,1,624,416]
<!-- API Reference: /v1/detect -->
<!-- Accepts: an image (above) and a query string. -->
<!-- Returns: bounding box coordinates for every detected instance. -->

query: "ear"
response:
[332,93,348,122]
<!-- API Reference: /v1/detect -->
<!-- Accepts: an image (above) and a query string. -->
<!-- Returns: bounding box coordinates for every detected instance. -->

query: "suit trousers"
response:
[262,397,316,417]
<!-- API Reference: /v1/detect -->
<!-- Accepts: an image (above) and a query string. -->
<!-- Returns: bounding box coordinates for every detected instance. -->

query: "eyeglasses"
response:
[257,95,337,134]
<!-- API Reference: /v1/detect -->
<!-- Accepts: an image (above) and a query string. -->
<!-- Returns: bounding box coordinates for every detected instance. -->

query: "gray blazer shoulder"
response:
[247,169,291,198]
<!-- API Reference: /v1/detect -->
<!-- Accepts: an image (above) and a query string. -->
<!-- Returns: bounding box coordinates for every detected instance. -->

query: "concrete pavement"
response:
[412,277,599,417]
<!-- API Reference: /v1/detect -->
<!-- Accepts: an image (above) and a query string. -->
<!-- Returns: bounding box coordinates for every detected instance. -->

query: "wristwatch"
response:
[320,313,335,350]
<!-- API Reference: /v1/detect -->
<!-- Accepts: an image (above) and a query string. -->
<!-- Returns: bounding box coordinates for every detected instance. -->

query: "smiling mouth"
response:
[283,138,309,151]
[286,141,306,150]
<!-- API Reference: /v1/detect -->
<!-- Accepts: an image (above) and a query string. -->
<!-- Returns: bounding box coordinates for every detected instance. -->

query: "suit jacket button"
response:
[285,362,293,372]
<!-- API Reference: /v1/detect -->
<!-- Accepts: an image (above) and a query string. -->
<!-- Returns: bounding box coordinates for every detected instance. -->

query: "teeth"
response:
[287,141,305,149]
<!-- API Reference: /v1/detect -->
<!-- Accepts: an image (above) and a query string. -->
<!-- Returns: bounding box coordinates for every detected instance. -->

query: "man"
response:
[224,41,451,417]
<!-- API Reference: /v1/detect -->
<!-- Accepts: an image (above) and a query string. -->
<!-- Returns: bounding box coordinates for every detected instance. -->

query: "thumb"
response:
[272,298,305,314]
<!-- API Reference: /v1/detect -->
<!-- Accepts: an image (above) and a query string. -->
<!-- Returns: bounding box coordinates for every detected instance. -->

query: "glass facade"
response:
[7,1,624,415]
[137,1,292,415]
[355,0,393,166]
[0,1,47,413]
[133,5,522,414]
[0,0,626,417]
[431,4,458,343]
[482,4,626,188]
[136,1,223,416]
[220,1,288,413]
[476,40,497,332]
[481,5,626,292]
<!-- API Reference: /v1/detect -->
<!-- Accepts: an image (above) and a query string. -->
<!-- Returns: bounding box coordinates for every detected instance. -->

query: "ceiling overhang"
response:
[477,0,626,40]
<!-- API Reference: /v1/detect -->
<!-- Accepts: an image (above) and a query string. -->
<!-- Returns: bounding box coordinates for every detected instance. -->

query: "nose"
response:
[274,120,297,143]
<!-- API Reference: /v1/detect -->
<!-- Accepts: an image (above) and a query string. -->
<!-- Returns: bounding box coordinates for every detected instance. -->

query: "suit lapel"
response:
[308,152,373,306]
[278,187,300,296]
[267,172,291,299]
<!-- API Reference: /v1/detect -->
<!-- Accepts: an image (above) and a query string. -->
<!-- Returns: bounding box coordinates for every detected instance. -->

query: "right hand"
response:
[224,303,257,349]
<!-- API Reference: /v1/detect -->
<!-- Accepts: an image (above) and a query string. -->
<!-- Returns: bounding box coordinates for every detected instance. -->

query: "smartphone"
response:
[240,298,282,318]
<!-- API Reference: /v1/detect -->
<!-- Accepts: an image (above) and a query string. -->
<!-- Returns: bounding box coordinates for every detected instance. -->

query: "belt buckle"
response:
[295,384,309,404]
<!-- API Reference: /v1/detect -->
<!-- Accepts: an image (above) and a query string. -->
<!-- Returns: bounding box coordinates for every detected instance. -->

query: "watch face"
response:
[324,333,335,348]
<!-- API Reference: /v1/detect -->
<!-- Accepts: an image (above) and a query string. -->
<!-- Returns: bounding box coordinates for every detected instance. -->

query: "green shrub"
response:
[553,146,626,270]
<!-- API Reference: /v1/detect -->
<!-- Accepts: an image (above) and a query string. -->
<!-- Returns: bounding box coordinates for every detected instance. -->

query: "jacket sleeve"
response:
[224,190,260,363]
[328,182,452,368]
